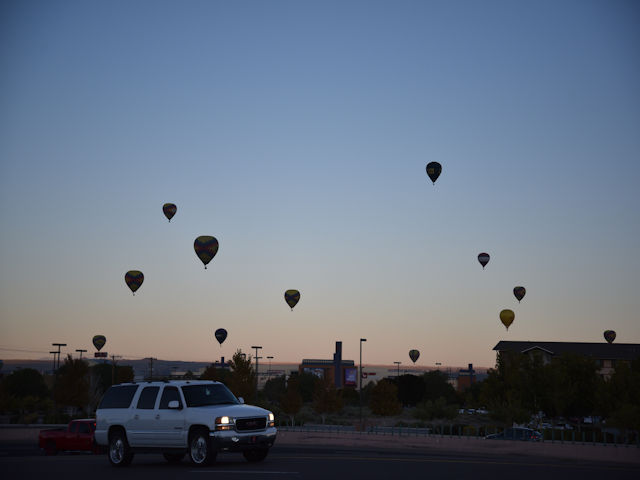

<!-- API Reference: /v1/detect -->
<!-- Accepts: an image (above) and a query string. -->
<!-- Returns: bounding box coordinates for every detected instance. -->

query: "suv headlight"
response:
[215,416,235,431]
[268,412,275,428]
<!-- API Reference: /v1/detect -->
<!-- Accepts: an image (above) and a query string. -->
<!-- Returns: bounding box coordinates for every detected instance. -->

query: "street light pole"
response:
[76,349,87,360]
[251,346,262,395]
[267,356,274,381]
[359,338,367,427]
[394,361,401,377]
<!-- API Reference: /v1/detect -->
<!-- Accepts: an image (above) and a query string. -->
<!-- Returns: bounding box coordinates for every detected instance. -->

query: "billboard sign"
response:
[344,367,357,386]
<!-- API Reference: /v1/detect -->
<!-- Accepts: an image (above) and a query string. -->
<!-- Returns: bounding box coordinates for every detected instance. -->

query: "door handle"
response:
[134,415,139,420]
[155,415,160,420]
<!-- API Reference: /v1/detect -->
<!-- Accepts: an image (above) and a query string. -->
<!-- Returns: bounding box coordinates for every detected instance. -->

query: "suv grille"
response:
[235,417,266,431]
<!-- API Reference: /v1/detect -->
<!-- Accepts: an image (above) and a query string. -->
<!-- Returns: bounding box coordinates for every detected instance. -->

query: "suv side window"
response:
[69,422,78,433]
[159,386,182,409]
[98,385,139,409]
[136,386,160,409]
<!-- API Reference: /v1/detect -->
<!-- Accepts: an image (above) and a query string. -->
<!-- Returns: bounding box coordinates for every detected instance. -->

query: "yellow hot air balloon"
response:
[499,309,515,330]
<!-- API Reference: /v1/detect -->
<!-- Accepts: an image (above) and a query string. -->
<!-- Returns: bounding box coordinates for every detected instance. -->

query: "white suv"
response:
[94,380,277,467]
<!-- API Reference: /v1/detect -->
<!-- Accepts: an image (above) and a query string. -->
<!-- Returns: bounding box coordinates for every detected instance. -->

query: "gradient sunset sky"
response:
[1,0,639,369]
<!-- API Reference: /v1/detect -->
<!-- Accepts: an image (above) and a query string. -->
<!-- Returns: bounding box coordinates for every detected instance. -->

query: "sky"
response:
[1,0,639,369]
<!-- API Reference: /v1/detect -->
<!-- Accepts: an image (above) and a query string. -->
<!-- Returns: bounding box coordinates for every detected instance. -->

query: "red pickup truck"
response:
[39,419,97,455]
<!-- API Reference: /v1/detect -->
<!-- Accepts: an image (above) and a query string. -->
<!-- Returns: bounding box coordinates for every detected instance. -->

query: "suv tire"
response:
[108,430,134,467]
[189,429,216,466]
[243,448,268,462]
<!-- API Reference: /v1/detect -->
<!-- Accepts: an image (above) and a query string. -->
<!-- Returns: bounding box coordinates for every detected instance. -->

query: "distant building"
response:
[493,341,640,379]
[456,363,476,392]
[298,341,357,389]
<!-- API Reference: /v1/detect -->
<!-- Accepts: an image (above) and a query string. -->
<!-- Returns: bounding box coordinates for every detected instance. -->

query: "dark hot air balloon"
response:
[284,290,300,310]
[603,330,616,344]
[93,335,106,351]
[478,253,490,269]
[426,162,442,184]
[214,328,227,346]
[194,236,219,269]
[499,309,515,330]
[163,203,177,222]
[125,270,144,295]
[409,349,420,364]
[513,286,526,303]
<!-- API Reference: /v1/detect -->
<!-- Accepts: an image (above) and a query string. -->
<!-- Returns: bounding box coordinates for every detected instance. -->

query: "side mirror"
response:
[238,397,245,404]
[168,400,182,410]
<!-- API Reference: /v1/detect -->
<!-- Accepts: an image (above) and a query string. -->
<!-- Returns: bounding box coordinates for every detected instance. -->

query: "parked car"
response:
[39,419,97,455]
[485,427,542,442]
[94,380,277,467]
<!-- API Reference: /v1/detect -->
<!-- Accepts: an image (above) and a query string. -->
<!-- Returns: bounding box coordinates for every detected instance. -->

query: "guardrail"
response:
[277,424,640,447]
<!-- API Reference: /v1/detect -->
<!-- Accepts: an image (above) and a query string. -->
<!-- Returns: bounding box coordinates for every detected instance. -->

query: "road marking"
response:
[271,455,639,472]
[190,470,299,475]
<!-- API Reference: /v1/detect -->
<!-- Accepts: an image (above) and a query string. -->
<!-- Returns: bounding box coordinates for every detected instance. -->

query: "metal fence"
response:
[277,423,640,447]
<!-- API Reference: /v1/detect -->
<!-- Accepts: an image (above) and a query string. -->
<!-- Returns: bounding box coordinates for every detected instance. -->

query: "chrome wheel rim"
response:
[191,436,207,464]
[110,438,124,463]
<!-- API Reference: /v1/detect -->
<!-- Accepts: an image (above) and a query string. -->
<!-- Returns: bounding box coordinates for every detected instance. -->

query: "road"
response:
[1,443,639,480]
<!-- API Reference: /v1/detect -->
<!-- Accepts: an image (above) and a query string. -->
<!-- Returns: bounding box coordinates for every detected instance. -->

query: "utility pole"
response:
[394,361,401,377]
[52,343,66,371]
[76,349,87,360]
[111,355,122,385]
[251,346,262,394]
[49,351,57,373]
[148,357,157,381]
[359,338,367,428]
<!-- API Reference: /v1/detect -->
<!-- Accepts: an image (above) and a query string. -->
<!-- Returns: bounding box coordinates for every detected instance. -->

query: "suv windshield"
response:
[181,384,239,407]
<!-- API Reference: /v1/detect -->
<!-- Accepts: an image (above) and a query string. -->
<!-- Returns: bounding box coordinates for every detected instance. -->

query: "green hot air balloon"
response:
[93,335,106,351]
[513,286,526,303]
[163,203,177,222]
[125,270,144,295]
[409,349,420,364]
[426,162,442,184]
[284,290,300,310]
[603,330,616,344]
[194,236,219,269]
[500,309,515,330]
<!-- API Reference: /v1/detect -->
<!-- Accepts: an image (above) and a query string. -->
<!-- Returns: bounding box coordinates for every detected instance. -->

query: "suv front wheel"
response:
[189,429,216,466]
[108,430,134,467]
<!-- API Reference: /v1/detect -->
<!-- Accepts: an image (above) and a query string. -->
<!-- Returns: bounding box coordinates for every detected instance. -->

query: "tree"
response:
[369,379,402,416]
[0,368,49,399]
[116,365,134,384]
[393,374,425,406]
[200,364,232,385]
[313,379,343,424]
[422,371,457,404]
[297,372,321,403]
[279,376,303,426]
[228,350,256,401]
[54,355,89,412]
[263,375,287,403]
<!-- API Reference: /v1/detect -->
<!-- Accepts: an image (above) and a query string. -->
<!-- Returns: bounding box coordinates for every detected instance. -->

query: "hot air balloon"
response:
[425,162,442,184]
[513,286,526,303]
[499,309,515,330]
[125,270,144,295]
[163,203,177,222]
[478,253,490,269]
[214,328,227,346]
[93,335,106,351]
[604,330,616,344]
[284,290,300,310]
[409,349,420,364]
[194,236,219,269]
